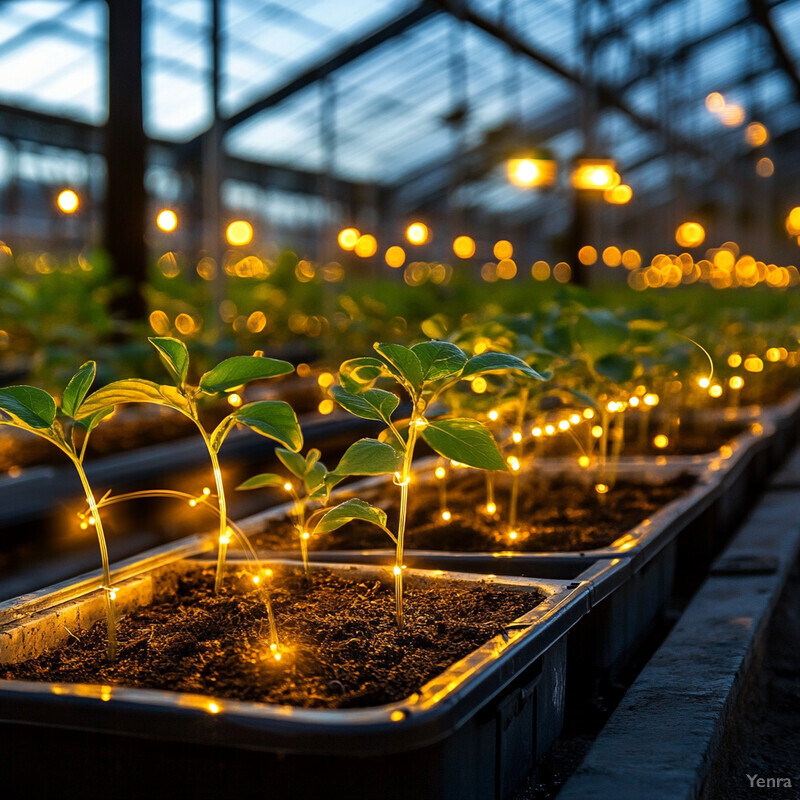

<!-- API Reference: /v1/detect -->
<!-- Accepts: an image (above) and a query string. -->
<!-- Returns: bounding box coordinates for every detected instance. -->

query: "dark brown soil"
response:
[0,566,542,709]
[252,470,696,554]
[533,420,746,458]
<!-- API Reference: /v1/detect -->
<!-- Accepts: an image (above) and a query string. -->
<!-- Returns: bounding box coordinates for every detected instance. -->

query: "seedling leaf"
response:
[312,498,388,535]
[331,438,403,476]
[410,340,467,381]
[460,352,545,381]
[330,385,399,424]
[237,473,286,490]
[422,418,506,471]
[0,386,57,428]
[230,401,303,452]
[199,355,294,394]
[148,337,189,387]
[62,361,96,418]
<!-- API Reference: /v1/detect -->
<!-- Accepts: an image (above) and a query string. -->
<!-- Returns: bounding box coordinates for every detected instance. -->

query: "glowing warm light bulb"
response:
[604,184,632,204]
[485,502,497,515]
[227,392,242,407]
[675,222,705,248]
[406,222,429,245]
[591,425,603,438]
[156,209,178,232]
[628,396,640,407]
[653,434,669,449]
[252,575,261,585]
[698,377,710,389]
[283,482,293,492]
[226,220,253,246]
[545,424,556,435]
[453,235,476,259]
[488,409,499,421]
[393,566,402,576]
[643,394,659,406]
[219,531,231,545]
[338,227,360,250]
[569,414,581,425]
[744,356,764,373]
[708,384,723,398]
[385,246,406,268]
[509,531,518,540]
[435,466,447,480]
[595,483,609,494]
[706,92,725,113]
[583,408,595,420]
[441,510,451,521]
[57,189,79,213]
[471,376,487,394]
[578,456,590,468]
[558,419,570,431]
[507,456,520,472]
[728,353,742,368]
[493,240,513,260]
[729,375,744,390]
[318,399,334,415]
[531,426,542,437]
[512,431,522,444]
[301,531,310,540]
[354,234,378,258]
[207,702,220,714]
[203,487,211,496]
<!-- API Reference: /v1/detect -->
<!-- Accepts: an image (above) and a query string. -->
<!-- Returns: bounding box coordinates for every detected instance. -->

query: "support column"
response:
[105,0,147,319]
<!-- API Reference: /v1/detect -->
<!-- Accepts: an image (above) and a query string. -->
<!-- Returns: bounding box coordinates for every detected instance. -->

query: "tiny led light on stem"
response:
[558,419,570,431]
[729,375,744,390]
[698,377,710,389]
[578,455,590,468]
[509,530,518,540]
[545,424,556,435]
[643,393,659,406]
[435,466,447,480]
[708,384,723,398]
[485,502,497,515]
[512,431,522,444]
[595,483,609,494]
[569,413,581,425]
[583,408,595,419]
[227,392,242,407]
[441,510,451,521]
[531,426,542,437]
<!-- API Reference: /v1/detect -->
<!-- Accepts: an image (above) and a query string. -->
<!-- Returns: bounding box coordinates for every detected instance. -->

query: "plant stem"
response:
[395,414,421,629]
[73,459,117,659]
[293,494,309,578]
[205,442,228,594]
[485,471,495,512]
[508,389,528,531]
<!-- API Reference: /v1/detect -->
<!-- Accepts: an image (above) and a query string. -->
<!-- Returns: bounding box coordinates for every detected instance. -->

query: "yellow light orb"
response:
[676,222,705,248]
[728,353,742,367]
[787,208,800,236]
[653,434,669,449]
[453,235,476,259]
[318,398,335,415]
[338,227,360,250]
[226,220,253,246]
[531,260,551,280]
[354,234,378,258]
[729,375,744,390]
[744,356,764,373]
[591,425,603,438]
[441,510,451,521]
[385,245,406,268]
[493,240,513,260]
[578,455,590,468]
[604,184,633,204]
[602,246,622,267]
[756,157,774,178]
[595,483,609,494]
[471,376,487,394]
[485,502,497,515]
[57,189,79,213]
[578,245,597,265]
[227,392,242,407]
[705,92,725,113]
[708,384,723,398]
[745,122,769,147]
[506,157,557,187]
[406,222,429,245]
[435,466,447,480]
[572,159,619,191]
[156,209,178,232]
[720,103,745,127]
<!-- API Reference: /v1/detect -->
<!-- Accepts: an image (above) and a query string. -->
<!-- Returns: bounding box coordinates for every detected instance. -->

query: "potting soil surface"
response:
[251,471,697,553]
[0,566,543,709]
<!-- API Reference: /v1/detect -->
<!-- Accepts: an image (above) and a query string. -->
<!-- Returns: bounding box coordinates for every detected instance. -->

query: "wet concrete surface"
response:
[702,559,800,799]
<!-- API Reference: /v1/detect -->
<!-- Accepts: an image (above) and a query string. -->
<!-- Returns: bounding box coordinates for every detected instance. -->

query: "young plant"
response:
[330,340,544,627]
[238,447,331,577]
[0,363,119,657]
[78,338,303,593]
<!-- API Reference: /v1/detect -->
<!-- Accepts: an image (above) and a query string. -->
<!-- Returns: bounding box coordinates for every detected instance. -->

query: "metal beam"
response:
[0,103,374,203]
[429,0,713,164]
[748,0,800,101]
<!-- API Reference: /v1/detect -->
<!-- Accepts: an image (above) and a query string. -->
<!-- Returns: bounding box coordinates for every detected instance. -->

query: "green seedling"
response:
[0,362,119,657]
[330,339,545,627]
[238,447,333,577]
[78,337,303,594]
